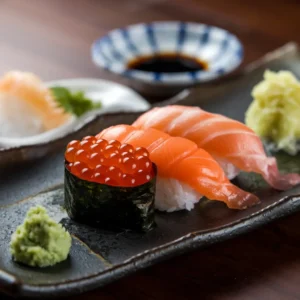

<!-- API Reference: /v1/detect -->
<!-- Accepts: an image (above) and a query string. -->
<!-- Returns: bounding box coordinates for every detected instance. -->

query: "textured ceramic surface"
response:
[91,21,243,96]
[1,44,300,298]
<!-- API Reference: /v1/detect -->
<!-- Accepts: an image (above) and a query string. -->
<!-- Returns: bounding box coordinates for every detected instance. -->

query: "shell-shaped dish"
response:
[0,78,150,149]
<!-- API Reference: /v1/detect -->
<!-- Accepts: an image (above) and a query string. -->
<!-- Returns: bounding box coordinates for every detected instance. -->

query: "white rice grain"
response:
[155,176,202,212]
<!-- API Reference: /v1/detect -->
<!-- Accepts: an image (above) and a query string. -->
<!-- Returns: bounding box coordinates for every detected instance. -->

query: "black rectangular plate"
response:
[1,43,300,298]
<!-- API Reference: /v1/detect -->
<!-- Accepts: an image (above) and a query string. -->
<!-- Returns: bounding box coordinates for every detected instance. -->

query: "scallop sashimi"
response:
[97,124,259,211]
[133,105,300,190]
[0,71,72,138]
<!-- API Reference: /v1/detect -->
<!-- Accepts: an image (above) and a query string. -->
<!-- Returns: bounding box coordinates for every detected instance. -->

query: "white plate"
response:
[0,78,150,148]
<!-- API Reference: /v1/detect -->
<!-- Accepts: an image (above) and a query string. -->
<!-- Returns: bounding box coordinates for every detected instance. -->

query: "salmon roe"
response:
[65,136,154,187]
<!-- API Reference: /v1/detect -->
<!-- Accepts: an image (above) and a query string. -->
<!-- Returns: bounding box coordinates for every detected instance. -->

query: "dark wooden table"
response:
[1,0,300,299]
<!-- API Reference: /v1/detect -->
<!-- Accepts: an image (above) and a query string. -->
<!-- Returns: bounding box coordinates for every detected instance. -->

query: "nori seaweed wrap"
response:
[64,136,156,232]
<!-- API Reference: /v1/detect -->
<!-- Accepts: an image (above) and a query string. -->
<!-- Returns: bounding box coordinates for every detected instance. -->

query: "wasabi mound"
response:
[10,205,71,268]
[245,70,300,155]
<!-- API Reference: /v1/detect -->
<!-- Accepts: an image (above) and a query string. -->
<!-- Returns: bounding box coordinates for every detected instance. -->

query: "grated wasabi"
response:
[10,205,71,268]
[245,70,300,155]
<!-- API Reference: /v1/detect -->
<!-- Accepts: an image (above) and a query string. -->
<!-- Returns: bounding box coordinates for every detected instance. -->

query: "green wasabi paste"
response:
[245,70,300,155]
[10,205,71,268]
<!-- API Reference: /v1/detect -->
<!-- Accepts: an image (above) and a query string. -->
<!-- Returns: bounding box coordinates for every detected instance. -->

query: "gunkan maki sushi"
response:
[64,136,156,232]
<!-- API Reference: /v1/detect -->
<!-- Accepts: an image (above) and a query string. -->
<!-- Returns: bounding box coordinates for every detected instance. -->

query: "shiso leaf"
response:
[51,86,101,117]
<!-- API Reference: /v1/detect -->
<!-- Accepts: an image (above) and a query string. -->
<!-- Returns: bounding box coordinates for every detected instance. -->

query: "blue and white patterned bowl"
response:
[91,21,243,97]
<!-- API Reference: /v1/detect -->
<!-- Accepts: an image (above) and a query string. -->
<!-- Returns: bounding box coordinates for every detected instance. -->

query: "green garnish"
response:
[51,86,101,117]
[10,205,72,268]
[245,70,300,155]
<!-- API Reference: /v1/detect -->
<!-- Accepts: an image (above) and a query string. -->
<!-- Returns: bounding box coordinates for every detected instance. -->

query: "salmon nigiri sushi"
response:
[133,105,300,191]
[97,125,259,211]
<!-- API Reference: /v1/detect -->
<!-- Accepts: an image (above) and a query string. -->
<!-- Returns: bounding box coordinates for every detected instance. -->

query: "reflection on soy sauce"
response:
[127,53,208,73]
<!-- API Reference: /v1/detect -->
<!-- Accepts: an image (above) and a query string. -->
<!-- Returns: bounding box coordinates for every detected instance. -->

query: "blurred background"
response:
[1,0,298,84]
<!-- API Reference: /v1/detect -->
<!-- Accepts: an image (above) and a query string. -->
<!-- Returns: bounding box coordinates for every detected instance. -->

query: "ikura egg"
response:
[134,147,149,158]
[105,152,121,166]
[136,156,152,171]
[79,140,92,152]
[80,168,93,180]
[119,143,134,154]
[95,164,108,174]
[74,149,89,164]
[108,140,121,149]
[65,147,77,162]
[104,177,118,186]
[107,166,122,181]
[102,145,119,158]
[66,136,154,187]
[93,172,105,183]
[88,152,103,168]
[121,173,136,187]
[67,140,80,149]
[95,139,108,148]
[82,136,96,143]
[90,143,102,153]
[121,156,137,174]
[71,161,87,176]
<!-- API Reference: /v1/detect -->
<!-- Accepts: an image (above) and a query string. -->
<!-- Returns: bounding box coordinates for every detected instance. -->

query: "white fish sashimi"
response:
[0,94,44,138]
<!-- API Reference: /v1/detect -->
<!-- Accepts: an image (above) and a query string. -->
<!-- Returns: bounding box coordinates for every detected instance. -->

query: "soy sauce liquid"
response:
[127,53,208,73]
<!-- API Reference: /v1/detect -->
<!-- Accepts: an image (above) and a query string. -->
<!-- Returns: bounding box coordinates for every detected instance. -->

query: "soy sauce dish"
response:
[91,21,244,97]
